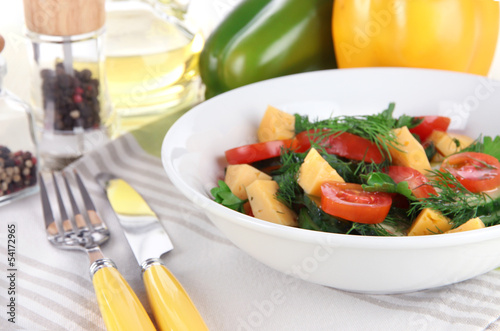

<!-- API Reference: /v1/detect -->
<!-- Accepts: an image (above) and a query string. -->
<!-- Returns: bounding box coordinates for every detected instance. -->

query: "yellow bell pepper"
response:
[332,0,499,75]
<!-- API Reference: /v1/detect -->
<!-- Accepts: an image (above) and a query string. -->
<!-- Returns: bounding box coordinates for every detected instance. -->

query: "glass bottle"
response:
[0,35,39,205]
[104,0,205,138]
[23,0,111,170]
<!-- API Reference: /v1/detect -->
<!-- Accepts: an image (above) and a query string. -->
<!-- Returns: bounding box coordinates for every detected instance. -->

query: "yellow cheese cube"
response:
[407,208,453,236]
[257,105,295,142]
[446,217,485,234]
[297,148,344,197]
[224,164,272,200]
[246,180,298,226]
[389,126,431,175]
[428,130,474,158]
[449,133,475,148]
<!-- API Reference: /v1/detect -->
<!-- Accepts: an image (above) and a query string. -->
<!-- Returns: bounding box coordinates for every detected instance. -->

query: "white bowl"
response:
[161,68,500,294]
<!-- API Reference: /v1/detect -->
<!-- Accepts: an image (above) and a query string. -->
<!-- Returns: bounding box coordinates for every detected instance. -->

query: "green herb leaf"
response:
[211,180,247,213]
[395,182,414,199]
[294,113,314,133]
[396,115,423,130]
[361,172,415,200]
[482,136,500,161]
[461,135,500,161]
[424,141,436,160]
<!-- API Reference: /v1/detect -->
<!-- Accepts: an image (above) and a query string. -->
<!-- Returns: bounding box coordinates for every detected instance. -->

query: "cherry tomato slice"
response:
[440,152,500,193]
[225,139,297,165]
[409,116,451,142]
[385,165,437,199]
[320,182,392,224]
[296,129,385,163]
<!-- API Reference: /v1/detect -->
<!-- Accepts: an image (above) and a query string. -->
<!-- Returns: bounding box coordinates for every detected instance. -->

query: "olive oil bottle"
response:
[104,0,204,138]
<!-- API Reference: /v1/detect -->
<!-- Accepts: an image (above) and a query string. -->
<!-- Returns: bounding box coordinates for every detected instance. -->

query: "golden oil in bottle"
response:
[104,0,204,138]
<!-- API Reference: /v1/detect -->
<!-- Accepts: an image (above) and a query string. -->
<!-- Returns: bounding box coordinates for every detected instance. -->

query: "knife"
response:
[96,173,209,331]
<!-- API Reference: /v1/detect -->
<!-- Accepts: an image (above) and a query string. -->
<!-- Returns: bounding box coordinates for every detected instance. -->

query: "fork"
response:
[39,170,157,331]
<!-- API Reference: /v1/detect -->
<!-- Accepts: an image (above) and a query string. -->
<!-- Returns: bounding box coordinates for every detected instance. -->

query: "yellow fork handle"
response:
[92,265,157,331]
[143,262,209,331]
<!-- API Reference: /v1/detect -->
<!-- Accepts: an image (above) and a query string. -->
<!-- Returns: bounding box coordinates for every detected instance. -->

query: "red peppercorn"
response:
[73,94,83,103]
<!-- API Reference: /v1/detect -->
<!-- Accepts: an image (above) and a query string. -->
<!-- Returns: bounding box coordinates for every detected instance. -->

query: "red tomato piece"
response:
[243,202,254,217]
[385,165,437,199]
[320,182,392,224]
[225,139,297,165]
[440,152,500,193]
[296,129,385,163]
[295,129,323,152]
[409,116,451,142]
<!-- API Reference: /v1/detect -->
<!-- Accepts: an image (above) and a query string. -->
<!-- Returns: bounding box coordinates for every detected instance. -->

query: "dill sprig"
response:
[297,195,352,234]
[273,150,306,208]
[322,150,388,183]
[409,170,489,226]
[347,207,412,236]
[294,103,402,160]
[318,147,359,182]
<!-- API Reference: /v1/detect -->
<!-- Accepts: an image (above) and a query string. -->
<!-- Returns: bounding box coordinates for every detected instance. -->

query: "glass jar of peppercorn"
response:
[23,0,111,169]
[0,35,39,205]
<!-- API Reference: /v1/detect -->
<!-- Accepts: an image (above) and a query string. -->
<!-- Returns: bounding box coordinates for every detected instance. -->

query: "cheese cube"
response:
[257,105,295,142]
[449,133,474,148]
[407,208,453,236]
[389,126,431,175]
[428,130,474,159]
[298,148,344,196]
[446,217,485,234]
[224,164,272,200]
[246,180,298,226]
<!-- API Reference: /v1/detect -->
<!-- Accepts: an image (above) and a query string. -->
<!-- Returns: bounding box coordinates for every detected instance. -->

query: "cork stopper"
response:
[23,0,105,36]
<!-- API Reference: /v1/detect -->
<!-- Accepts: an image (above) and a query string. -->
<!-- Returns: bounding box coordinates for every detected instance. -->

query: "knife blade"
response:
[96,173,208,331]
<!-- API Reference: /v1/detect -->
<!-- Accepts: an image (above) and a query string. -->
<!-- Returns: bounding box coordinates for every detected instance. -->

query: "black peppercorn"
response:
[41,64,101,131]
[0,146,37,196]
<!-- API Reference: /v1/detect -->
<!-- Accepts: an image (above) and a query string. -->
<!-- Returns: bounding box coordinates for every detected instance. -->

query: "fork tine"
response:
[51,172,74,233]
[62,171,90,231]
[39,173,62,236]
[73,169,107,230]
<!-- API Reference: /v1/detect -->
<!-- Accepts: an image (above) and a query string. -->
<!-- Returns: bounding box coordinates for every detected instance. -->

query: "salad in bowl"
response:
[212,103,500,237]
[161,68,500,293]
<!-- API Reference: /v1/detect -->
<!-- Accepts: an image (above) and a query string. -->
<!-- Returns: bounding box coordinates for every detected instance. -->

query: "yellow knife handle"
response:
[91,260,157,331]
[143,259,209,331]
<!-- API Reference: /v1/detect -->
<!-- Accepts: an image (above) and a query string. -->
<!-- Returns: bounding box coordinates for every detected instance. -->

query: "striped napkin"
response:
[1,130,500,331]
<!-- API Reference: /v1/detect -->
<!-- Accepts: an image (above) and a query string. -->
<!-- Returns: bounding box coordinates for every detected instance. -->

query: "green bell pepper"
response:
[199,0,337,99]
